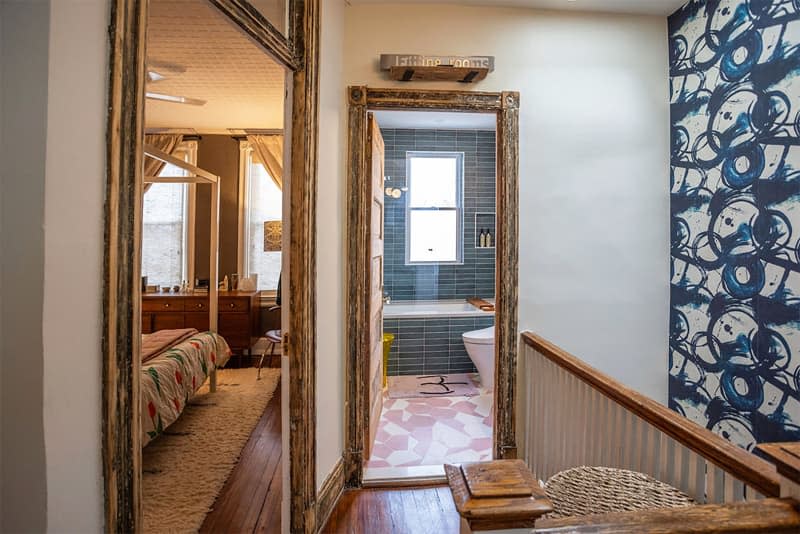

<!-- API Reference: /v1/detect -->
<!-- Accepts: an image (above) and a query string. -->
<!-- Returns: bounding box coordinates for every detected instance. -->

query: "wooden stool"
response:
[445,460,553,534]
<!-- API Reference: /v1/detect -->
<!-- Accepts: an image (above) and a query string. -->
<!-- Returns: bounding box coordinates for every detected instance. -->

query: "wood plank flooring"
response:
[200,379,282,533]
[321,486,461,534]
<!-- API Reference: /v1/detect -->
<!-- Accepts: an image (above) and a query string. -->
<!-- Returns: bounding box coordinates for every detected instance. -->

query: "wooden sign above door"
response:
[380,54,494,83]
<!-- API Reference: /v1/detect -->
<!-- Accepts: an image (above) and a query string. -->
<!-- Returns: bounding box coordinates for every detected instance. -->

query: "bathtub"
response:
[383,300,494,376]
[384,299,495,319]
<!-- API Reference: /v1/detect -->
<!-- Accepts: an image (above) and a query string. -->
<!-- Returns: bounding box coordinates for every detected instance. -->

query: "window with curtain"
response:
[141,142,196,287]
[405,151,464,264]
[240,142,282,291]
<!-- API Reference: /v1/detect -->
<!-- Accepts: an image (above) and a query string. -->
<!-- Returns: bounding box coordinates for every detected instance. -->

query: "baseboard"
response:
[316,456,345,532]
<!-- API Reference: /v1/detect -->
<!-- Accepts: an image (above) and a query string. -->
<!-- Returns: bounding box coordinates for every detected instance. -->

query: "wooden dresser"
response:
[142,290,260,356]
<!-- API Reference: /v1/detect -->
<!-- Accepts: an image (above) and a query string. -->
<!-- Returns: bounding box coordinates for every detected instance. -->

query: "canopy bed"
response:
[140,144,227,447]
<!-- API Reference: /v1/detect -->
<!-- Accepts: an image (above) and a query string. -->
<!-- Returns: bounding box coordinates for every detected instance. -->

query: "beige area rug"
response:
[142,367,281,534]
[387,373,480,398]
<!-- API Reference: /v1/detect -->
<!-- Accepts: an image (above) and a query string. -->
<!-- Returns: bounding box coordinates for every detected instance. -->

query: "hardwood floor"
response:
[200,379,282,533]
[321,486,462,533]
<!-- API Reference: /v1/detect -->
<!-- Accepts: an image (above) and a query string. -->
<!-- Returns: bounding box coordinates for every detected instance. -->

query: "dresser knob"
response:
[164,303,170,308]
[197,304,203,308]
[229,303,235,308]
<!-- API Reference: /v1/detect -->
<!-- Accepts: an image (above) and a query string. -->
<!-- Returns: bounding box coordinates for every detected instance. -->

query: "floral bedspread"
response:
[141,331,231,447]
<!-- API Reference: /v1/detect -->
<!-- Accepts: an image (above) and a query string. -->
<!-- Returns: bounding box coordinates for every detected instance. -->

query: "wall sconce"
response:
[385,187,402,199]
[384,176,408,199]
[264,220,282,251]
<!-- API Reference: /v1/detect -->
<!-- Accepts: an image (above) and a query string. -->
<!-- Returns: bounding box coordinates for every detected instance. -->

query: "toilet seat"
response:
[462,326,494,345]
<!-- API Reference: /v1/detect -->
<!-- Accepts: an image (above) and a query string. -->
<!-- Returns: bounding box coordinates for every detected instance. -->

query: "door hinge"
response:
[282,332,290,355]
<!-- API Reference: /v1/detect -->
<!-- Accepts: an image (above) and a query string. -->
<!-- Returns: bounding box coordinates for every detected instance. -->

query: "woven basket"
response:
[544,466,694,519]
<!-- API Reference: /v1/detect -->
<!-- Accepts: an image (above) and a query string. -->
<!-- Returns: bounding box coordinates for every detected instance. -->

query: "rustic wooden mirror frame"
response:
[344,87,520,485]
[103,1,321,532]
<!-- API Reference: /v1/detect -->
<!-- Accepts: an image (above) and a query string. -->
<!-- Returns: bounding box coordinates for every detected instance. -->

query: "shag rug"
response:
[387,373,480,398]
[142,367,281,533]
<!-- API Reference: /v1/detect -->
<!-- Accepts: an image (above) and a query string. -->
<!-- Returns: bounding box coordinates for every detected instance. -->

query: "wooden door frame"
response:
[344,87,521,486]
[103,1,321,532]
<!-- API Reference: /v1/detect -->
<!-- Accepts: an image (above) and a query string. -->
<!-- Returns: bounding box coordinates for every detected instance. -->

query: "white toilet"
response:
[462,326,495,390]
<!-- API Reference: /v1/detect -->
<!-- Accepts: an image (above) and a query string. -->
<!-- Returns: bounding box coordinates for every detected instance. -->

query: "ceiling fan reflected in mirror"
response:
[145,60,207,107]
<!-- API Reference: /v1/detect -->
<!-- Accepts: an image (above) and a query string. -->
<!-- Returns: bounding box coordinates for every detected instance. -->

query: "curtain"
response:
[143,134,184,193]
[247,134,283,190]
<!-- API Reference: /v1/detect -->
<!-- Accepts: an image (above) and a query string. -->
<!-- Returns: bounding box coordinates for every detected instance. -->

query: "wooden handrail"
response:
[521,332,781,497]
[758,443,800,487]
[532,498,800,533]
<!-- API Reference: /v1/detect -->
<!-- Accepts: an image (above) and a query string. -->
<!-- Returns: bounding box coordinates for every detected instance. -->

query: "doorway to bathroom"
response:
[344,87,520,486]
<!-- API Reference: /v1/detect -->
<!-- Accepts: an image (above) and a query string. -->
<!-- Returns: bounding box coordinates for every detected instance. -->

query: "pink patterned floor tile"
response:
[383,409,406,424]
[410,426,433,442]
[406,402,434,414]
[370,443,394,459]
[423,397,455,407]
[451,400,480,414]
[470,437,493,451]
[407,414,436,427]
[429,407,458,418]
[437,417,466,432]
[366,379,494,469]
[385,434,409,450]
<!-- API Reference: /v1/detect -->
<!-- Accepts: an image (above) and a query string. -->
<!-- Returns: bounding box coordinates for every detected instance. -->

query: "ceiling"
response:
[145,0,285,133]
[373,110,496,130]
[348,0,687,16]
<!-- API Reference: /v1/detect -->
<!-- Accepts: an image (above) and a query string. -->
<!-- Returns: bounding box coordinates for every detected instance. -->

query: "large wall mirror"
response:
[103,1,319,532]
[249,0,289,35]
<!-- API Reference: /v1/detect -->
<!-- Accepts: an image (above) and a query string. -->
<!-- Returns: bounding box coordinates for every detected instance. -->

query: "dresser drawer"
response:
[142,313,154,334]
[184,298,208,312]
[219,313,250,335]
[184,313,210,332]
[153,314,185,331]
[142,298,184,312]
[220,297,249,313]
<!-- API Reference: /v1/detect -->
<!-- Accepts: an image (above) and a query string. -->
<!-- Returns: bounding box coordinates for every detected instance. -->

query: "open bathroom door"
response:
[365,113,385,459]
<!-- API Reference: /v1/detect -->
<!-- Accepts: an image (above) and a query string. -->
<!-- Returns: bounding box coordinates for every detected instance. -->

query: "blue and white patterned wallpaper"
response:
[669,0,800,450]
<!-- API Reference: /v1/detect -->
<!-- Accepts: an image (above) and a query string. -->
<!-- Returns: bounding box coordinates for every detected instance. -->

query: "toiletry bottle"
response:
[486,229,492,248]
[479,229,486,248]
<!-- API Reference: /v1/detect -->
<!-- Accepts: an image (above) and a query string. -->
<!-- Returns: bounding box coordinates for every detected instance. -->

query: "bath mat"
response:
[387,373,480,398]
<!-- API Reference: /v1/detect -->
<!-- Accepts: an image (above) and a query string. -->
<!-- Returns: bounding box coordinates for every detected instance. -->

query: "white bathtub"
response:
[383,300,495,319]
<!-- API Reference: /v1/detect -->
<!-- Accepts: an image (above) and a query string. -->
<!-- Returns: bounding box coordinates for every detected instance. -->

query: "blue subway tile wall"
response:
[384,316,495,376]
[382,128,496,301]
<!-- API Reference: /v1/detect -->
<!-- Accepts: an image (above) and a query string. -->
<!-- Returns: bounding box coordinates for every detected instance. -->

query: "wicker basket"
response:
[544,466,694,519]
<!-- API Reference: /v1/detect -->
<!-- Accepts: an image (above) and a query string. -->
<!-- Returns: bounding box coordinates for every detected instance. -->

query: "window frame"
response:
[404,150,465,265]
[141,140,197,286]
[237,140,282,295]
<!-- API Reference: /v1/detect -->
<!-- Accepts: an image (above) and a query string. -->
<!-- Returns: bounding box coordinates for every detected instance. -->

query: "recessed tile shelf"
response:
[474,212,496,249]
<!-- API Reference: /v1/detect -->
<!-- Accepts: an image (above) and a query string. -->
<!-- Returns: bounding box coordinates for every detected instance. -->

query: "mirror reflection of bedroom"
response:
[140,1,287,532]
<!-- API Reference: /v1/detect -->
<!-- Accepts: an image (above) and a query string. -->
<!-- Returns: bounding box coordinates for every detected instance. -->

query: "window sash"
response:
[141,141,196,286]
[238,141,282,291]
[405,151,464,265]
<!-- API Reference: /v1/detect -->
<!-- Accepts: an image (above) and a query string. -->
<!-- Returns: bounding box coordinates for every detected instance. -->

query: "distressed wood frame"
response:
[344,87,521,486]
[103,1,321,532]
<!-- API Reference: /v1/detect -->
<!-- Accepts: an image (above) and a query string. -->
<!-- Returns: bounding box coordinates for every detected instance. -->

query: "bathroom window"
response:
[239,141,282,291]
[405,151,464,264]
[141,141,197,287]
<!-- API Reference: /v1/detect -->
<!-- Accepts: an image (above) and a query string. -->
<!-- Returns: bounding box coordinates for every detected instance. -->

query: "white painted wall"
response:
[0,7,3,523]
[41,0,108,531]
[1,1,50,530]
[316,0,347,490]
[344,4,670,402]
